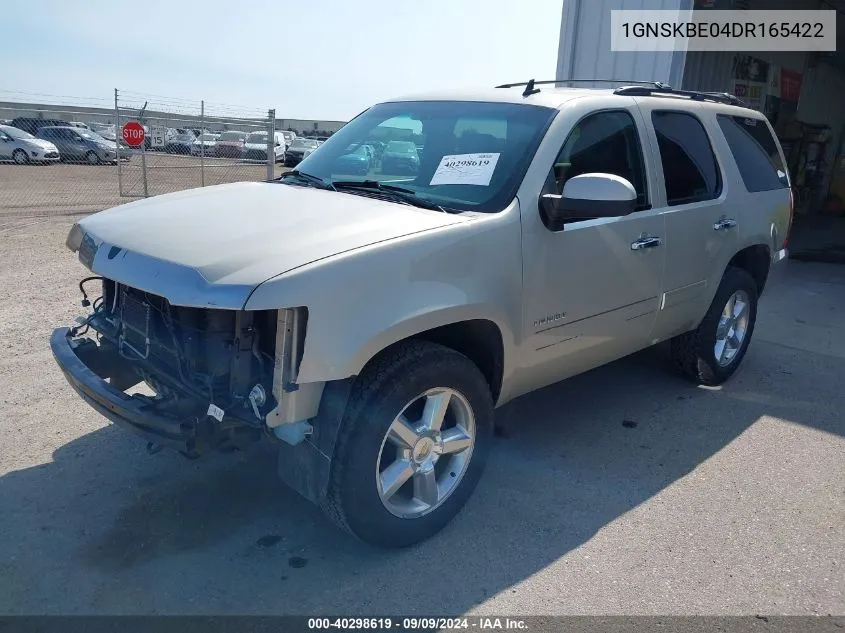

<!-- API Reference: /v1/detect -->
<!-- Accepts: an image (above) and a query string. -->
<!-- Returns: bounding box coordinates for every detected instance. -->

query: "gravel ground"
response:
[0,210,842,616]
[0,155,286,215]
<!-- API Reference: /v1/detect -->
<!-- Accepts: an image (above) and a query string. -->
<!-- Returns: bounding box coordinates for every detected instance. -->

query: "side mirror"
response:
[541,173,637,227]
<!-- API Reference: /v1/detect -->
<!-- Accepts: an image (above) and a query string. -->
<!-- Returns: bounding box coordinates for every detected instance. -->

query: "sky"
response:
[0,0,563,122]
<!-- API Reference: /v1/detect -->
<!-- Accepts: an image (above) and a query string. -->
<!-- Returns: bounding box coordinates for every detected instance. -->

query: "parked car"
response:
[52,84,792,548]
[36,126,126,164]
[284,137,319,166]
[380,140,420,174]
[214,130,248,158]
[242,131,286,162]
[190,133,219,156]
[68,121,90,130]
[0,124,60,164]
[165,132,197,155]
[281,130,296,146]
[333,144,372,175]
[88,123,117,142]
[11,117,70,135]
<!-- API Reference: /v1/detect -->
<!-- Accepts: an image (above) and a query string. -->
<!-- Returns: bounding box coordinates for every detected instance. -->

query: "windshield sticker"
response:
[429,153,500,186]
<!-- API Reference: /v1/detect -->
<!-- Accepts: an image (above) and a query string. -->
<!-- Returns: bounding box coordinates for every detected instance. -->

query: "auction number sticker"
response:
[430,153,500,186]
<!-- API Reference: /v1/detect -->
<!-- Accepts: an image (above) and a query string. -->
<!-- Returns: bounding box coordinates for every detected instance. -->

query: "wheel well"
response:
[729,245,770,296]
[409,320,505,402]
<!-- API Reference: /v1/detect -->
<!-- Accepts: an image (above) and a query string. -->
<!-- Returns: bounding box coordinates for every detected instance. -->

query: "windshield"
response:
[291,138,319,149]
[218,131,246,142]
[246,133,268,144]
[77,130,107,142]
[295,100,555,212]
[1,125,35,140]
[198,133,217,141]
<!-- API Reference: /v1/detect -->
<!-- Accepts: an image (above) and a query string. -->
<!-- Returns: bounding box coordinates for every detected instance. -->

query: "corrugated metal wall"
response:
[556,0,691,87]
[682,50,808,93]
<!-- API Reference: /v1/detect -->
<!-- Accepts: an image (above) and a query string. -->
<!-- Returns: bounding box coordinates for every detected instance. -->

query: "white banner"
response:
[611,10,836,52]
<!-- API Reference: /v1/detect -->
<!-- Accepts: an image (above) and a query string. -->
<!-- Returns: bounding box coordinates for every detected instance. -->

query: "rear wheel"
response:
[322,341,493,548]
[670,266,758,385]
[85,150,101,165]
[12,149,29,165]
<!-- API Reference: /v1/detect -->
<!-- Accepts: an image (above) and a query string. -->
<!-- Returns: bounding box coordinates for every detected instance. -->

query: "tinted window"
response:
[652,111,721,206]
[717,115,788,191]
[549,110,649,210]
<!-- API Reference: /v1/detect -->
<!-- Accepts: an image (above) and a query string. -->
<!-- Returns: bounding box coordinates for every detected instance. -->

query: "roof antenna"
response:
[522,79,541,97]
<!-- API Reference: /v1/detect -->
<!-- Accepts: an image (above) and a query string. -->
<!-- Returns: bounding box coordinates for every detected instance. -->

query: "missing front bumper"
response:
[50,328,257,456]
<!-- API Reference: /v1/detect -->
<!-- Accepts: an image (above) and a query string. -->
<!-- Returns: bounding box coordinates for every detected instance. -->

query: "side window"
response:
[717,115,789,192]
[651,111,721,206]
[549,110,649,210]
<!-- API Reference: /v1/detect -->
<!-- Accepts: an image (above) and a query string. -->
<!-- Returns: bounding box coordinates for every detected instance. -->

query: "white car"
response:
[0,124,60,164]
[242,131,286,162]
[190,133,219,156]
[89,123,117,142]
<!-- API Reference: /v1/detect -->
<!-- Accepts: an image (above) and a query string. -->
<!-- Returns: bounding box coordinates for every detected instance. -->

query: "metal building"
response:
[556,0,845,226]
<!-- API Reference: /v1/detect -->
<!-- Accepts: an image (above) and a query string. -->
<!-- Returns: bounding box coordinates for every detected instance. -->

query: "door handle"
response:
[630,236,662,250]
[713,217,737,230]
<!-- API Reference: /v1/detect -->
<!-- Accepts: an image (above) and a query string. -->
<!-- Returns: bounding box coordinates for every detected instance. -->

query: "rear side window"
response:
[717,115,789,192]
[652,111,721,206]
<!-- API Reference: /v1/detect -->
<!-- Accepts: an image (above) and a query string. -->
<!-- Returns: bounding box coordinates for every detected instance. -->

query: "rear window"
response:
[652,111,722,206]
[717,115,789,192]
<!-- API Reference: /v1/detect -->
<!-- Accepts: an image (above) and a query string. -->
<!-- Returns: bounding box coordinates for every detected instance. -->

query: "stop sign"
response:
[122,121,145,147]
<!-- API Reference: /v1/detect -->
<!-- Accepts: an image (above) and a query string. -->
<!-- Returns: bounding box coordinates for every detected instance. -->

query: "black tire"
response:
[85,150,101,165]
[321,341,494,548]
[12,149,29,165]
[670,266,758,386]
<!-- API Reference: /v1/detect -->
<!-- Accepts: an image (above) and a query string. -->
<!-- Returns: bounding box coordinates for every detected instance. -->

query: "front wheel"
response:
[322,341,493,548]
[85,150,101,165]
[12,149,29,165]
[670,266,759,386]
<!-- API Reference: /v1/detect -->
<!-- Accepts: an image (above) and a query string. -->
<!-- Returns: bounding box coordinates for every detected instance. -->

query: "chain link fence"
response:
[0,89,286,217]
[114,89,281,198]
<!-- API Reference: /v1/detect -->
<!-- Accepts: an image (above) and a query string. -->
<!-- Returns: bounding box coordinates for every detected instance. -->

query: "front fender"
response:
[303,301,515,383]
[245,206,523,385]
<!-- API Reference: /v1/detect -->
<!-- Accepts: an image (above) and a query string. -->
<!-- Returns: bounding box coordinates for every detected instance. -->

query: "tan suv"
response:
[52,81,791,547]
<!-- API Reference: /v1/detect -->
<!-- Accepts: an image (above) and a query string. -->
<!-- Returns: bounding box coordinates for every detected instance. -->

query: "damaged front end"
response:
[51,276,311,457]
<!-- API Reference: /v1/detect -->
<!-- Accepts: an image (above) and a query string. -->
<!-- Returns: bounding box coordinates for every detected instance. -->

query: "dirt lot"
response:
[0,154,287,217]
[0,181,842,615]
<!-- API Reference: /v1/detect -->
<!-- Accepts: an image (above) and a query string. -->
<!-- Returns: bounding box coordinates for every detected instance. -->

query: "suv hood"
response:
[76,181,467,308]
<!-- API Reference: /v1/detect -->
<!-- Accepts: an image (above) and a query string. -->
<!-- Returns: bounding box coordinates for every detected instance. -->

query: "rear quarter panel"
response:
[712,110,792,261]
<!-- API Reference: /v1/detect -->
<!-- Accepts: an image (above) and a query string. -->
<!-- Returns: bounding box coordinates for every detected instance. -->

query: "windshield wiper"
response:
[277,170,335,190]
[331,180,448,212]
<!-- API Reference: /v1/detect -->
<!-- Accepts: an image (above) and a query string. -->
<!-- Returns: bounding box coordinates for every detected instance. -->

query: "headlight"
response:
[65,223,84,252]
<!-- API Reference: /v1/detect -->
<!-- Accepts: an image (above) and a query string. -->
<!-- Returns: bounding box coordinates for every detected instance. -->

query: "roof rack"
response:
[495,78,672,97]
[613,84,747,107]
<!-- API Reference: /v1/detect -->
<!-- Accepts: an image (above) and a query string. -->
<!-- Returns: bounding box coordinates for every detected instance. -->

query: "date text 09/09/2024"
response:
[307,618,529,630]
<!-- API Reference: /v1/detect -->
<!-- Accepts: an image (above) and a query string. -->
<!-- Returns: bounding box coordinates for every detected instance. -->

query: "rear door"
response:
[637,104,738,341]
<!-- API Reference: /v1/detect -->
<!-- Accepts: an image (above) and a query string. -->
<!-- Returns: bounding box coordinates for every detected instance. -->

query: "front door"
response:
[519,107,666,393]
